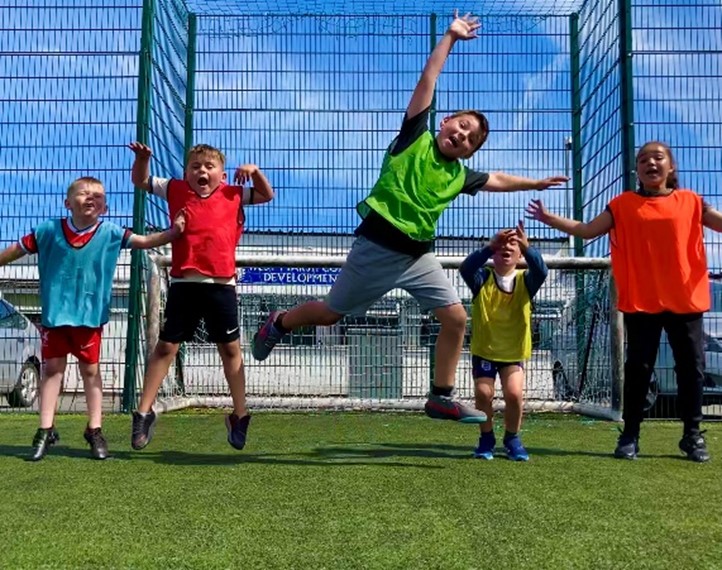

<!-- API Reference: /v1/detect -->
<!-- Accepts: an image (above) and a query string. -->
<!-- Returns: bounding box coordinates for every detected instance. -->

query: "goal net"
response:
[146,254,621,420]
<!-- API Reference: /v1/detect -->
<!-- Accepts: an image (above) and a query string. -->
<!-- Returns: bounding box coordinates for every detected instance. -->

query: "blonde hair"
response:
[66,176,104,199]
[186,144,226,167]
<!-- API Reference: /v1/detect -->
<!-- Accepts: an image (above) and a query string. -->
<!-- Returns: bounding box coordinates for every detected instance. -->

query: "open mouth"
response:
[197,175,209,186]
[645,168,660,177]
[449,135,459,148]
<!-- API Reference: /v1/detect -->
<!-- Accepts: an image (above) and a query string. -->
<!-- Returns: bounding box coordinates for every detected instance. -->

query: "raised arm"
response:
[234,165,274,204]
[460,229,515,295]
[128,142,152,192]
[406,11,480,119]
[515,221,548,297]
[129,210,185,250]
[0,243,27,266]
[525,199,612,239]
[703,207,722,233]
[484,172,569,192]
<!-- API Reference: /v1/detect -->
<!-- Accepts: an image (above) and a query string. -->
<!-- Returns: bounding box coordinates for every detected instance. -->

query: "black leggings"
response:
[623,312,704,435]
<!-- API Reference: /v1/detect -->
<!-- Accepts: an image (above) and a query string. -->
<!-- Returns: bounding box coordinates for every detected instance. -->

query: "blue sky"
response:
[1,0,720,264]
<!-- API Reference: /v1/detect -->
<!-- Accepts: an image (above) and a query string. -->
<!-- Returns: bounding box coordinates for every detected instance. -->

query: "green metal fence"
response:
[1,0,721,417]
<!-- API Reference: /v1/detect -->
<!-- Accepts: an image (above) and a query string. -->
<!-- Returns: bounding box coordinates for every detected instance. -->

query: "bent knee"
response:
[154,341,180,359]
[435,304,467,331]
[318,309,343,327]
[217,341,242,360]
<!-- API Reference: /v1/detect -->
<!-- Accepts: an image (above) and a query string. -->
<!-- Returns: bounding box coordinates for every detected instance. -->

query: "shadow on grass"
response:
[0,444,443,469]
[315,442,693,462]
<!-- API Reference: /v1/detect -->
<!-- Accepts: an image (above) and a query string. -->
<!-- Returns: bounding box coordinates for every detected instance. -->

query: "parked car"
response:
[0,295,42,407]
[546,299,722,412]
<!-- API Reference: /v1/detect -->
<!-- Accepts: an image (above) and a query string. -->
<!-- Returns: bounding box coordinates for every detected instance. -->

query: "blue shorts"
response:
[472,356,523,379]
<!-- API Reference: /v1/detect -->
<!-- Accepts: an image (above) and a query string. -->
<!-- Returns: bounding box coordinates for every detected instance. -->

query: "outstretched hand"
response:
[172,208,186,234]
[234,164,259,185]
[525,199,552,224]
[128,142,152,159]
[533,175,569,190]
[515,220,529,252]
[447,9,481,41]
[489,228,515,251]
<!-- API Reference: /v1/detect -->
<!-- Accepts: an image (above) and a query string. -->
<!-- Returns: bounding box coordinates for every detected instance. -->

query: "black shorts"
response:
[160,282,240,344]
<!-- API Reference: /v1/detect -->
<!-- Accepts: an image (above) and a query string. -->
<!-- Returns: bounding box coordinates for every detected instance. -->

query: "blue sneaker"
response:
[252,311,287,361]
[226,413,251,450]
[424,393,487,423]
[614,432,639,460]
[504,434,530,461]
[473,431,496,460]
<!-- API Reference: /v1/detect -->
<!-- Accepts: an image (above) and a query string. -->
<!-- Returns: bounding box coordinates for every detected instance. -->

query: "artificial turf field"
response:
[1,412,721,569]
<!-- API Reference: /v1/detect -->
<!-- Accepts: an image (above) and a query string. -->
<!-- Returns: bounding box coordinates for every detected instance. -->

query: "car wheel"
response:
[7,361,40,408]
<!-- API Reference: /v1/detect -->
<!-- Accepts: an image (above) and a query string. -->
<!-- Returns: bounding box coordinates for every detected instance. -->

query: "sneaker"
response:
[84,426,110,460]
[424,393,487,423]
[29,427,59,462]
[473,431,496,460]
[131,410,157,450]
[226,413,251,450]
[679,431,711,463]
[503,434,530,462]
[614,432,639,460]
[252,311,287,361]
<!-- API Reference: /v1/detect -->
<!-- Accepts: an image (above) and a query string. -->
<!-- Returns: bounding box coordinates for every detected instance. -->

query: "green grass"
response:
[1,412,721,569]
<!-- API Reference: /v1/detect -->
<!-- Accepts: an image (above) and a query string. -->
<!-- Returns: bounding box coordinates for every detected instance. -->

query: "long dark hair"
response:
[636,141,679,191]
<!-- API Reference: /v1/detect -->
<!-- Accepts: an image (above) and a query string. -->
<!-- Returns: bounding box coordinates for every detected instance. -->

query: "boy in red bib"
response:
[128,143,274,451]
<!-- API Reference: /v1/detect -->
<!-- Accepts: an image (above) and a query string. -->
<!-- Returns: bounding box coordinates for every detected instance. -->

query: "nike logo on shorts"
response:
[226,327,239,335]
[80,342,96,350]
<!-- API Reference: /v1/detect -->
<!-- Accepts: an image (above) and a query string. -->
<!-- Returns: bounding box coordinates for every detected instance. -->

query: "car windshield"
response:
[0,300,14,322]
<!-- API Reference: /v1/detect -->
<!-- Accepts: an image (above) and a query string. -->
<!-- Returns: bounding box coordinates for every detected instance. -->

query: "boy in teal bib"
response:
[0,176,184,461]
[253,11,567,423]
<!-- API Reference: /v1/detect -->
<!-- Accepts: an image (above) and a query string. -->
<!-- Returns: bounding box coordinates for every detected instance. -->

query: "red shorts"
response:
[40,326,103,364]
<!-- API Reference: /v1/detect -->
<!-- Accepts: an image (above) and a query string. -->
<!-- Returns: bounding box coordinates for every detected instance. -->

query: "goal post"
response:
[145,254,622,421]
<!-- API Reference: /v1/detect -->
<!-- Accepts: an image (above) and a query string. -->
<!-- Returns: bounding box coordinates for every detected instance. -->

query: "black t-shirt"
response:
[356,107,490,256]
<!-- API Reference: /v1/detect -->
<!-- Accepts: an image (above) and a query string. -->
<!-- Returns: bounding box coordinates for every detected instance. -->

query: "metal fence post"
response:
[609,276,624,420]
[618,0,636,192]
[123,0,155,412]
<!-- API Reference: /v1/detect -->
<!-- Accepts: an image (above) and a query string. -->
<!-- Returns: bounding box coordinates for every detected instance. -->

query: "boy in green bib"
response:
[253,11,567,422]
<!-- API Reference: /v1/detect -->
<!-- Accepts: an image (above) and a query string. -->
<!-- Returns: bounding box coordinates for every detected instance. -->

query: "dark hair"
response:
[636,141,679,191]
[449,109,490,156]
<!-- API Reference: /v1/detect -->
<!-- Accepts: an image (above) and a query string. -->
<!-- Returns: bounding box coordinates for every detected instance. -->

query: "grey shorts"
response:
[326,236,461,316]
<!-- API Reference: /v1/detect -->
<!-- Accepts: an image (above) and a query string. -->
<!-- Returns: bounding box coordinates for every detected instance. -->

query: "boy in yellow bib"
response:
[460,222,547,460]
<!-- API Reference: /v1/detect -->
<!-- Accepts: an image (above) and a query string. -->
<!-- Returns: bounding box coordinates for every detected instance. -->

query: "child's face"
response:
[492,236,522,272]
[185,152,227,193]
[65,181,107,221]
[636,143,673,189]
[437,114,486,159]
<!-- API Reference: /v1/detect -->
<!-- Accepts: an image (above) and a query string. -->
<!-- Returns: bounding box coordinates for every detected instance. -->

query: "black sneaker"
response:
[614,432,639,460]
[225,413,251,450]
[131,410,157,450]
[29,427,59,462]
[679,431,710,463]
[84,426,110,460]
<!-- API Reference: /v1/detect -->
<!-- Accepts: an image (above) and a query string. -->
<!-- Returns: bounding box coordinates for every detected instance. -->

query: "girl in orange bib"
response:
[526,141,722,462]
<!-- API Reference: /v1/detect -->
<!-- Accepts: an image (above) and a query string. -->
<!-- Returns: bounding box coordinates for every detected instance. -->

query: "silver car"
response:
[0,296,42,407]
